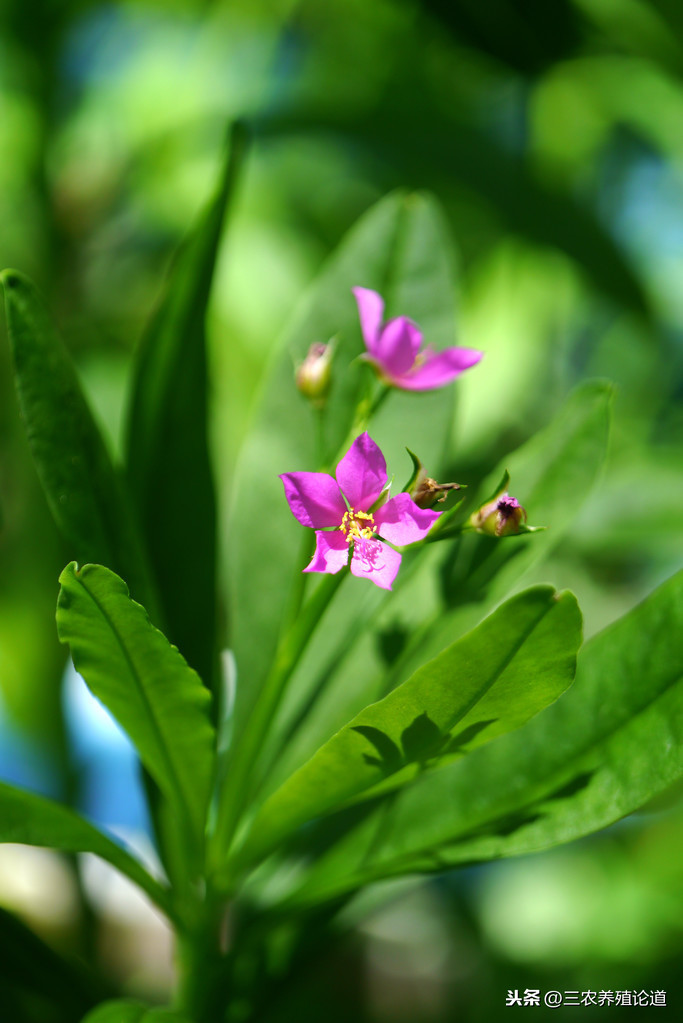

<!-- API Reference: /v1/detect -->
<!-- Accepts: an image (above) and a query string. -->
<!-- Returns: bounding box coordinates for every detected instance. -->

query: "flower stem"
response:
[314,403,326,468]
[209,569,347,879]
[365,383,391,421]
[278,529,315,640]
[258,539,438,771]
[324,384,390,472]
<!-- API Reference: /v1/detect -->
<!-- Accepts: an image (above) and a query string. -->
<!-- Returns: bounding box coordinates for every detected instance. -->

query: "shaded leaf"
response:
[260,101,651,317]
[446,718,497,752]
[82,1006,146,1023]
[400,712,448,763]
[82,1002,193,1023]
[419,0,583,75]
[0,782,171,918]
[125,122,247,690]
[351,726,402,773]
[376,622,409,665]
[0,906,108,1022]
[0,270,156,615]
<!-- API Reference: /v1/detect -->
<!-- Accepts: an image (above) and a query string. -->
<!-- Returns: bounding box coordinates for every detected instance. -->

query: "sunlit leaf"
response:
[227,190,462,743]
[401,379,613,672]
[234,586,581,870]
[283,568,683,906]
[56,562,215,850]
[259,379,611,796]
[447,380,614,598]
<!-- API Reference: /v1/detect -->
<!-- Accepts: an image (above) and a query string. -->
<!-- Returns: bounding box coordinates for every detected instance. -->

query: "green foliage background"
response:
[0,0,682,1020]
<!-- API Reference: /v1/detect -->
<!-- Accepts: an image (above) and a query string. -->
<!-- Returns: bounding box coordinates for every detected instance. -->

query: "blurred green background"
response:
[1,0,682,1019]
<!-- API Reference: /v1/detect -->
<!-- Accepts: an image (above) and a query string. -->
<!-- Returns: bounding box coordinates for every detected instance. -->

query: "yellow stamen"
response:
[340,508,376,542]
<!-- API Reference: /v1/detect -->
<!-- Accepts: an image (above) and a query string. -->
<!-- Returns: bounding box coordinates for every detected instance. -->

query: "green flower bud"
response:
[296,341,334,406]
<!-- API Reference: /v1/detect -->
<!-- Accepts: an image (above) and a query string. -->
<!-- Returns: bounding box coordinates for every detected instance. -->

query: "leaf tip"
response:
[58,560,80,584]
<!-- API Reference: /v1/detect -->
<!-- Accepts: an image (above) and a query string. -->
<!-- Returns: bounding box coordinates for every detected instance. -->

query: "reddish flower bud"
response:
[471,492,527,537]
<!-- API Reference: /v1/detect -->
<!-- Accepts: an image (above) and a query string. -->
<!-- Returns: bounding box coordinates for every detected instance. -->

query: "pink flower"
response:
[280,433,441,590]
[353,286,483,391]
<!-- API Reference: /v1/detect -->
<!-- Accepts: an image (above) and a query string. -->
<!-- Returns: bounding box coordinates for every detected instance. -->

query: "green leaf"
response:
[227,190,462,739]
[0,782,171,918]
[125,122,247,689]
[56,562,215,847]
[393,379,613,677]
[82,1002,193,1023]
[284,568,683,907]
[451,379,614,598]
[0,270,157,615]
[257,379,611,799]
[234,586,581,869]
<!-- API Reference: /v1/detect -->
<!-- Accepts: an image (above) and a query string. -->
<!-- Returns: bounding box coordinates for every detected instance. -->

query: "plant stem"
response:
[209,569,347,878]
[174,905,228,1023]
[323,383,390,472]
[277,529,315,640]
[314,403,326,468]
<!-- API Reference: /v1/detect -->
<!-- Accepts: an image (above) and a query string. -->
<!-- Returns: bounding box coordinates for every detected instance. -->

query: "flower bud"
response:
[411,472,462,509]
[403,449,462,509]
[296,341,334,406]
[471,492,527,537]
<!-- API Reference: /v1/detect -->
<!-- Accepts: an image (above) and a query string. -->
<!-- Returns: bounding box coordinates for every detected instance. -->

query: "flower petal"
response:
[335,432,387,510]
[280,472,346,528]
[374,492,441,545]
[350,538,401,590]
[304,530,349,574]
[394,347,483,391]
[352,287,384,355]
[374,317,422,379]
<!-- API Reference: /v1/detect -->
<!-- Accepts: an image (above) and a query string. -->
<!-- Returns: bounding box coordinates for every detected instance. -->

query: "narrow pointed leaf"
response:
[391,379,613,679]
[258,379,611,797]
[0,782,171,917]
[0,270,157,615]
[125,121,247,689]
[235,586,581,868]
[56,562,215,844]
[229,191,462,736]
[285,569,683,906]
[449,379,614,601]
